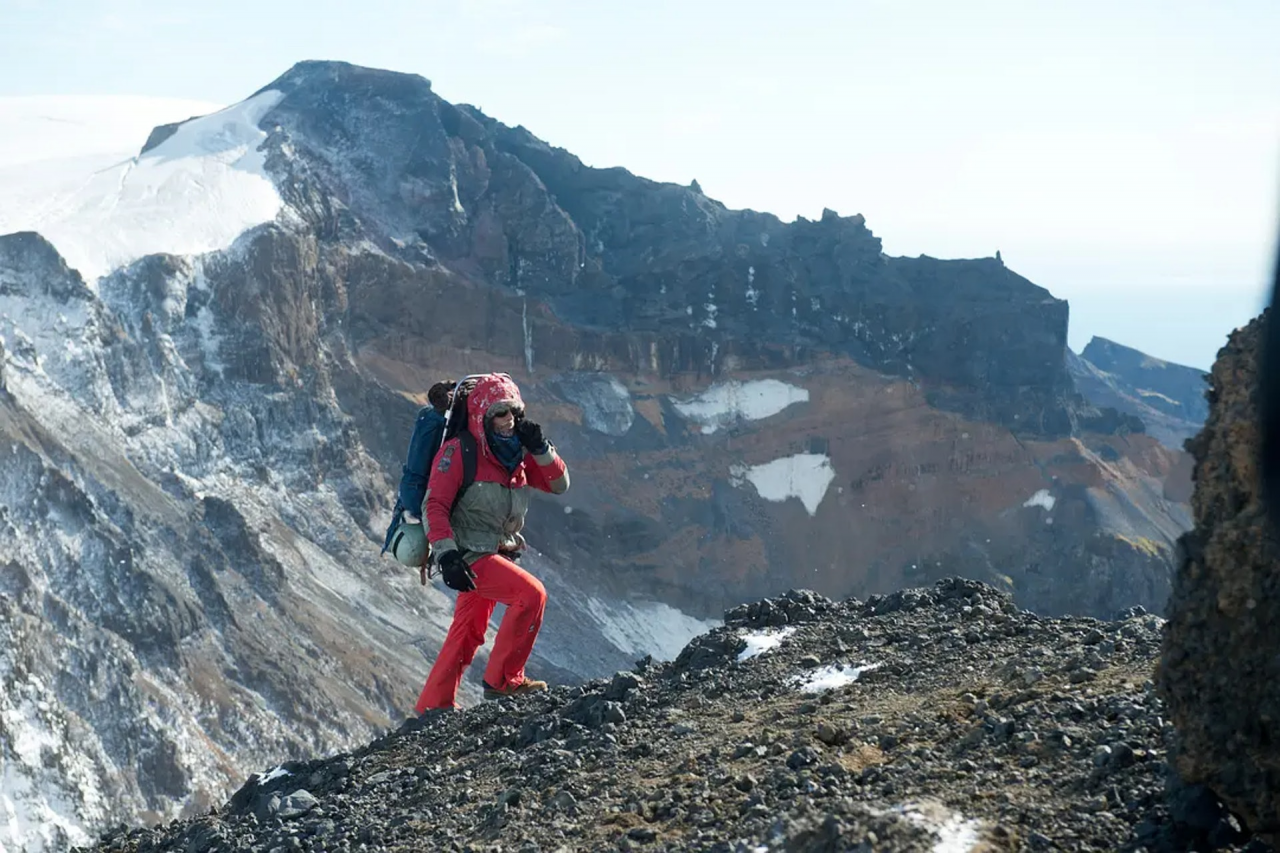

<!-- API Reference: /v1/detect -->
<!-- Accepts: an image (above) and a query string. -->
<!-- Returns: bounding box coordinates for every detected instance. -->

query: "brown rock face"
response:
[1159,309,1280,840]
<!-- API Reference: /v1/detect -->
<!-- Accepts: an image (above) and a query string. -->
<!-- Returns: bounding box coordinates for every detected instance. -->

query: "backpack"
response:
[385,379,485,568]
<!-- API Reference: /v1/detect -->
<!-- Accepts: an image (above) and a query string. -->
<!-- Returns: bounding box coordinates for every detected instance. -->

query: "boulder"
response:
[1159,308,1280,840]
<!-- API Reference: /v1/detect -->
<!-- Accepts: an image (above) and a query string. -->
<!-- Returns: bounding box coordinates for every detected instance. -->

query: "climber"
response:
[383,380,457,567]
[415,372,569,712]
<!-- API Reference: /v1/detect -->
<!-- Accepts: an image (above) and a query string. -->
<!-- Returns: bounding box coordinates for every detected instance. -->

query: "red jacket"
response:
[425,373,569,559]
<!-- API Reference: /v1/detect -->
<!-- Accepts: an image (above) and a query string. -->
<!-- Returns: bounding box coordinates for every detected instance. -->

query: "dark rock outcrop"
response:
[1069,337,1209,449]
[1159,310,1280,842]
[0,230,96,302]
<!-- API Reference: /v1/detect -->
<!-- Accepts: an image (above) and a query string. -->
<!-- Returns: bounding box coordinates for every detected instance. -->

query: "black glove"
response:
[438,550,477,592]
[514,417,547,454]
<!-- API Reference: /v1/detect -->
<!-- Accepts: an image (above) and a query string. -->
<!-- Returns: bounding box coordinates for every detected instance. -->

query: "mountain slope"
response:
[0,227,711,851]
[238,59,1187,617]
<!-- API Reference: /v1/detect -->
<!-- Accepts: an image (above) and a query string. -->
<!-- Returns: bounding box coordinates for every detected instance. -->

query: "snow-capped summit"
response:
[0,93,286,286]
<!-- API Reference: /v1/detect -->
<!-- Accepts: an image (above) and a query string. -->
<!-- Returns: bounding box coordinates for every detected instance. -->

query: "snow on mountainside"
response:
[671,378,809,434]
[0,96,224,257]
[0,94,285,285]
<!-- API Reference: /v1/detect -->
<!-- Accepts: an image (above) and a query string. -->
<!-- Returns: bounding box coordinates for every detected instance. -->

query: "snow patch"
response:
[672,379,808,434]
[730,453,836,516]
[1136,388,1179,406]
[258,765,291,784]
[586,597,720,661]
[930,814,983,853]
[702,302,718,329]
[900,801,983,853]
[737,626,796,661]
[450,168,465,215]
[1023,489,1056,511]
[190,302,227,378]
[521,296,534,374]
[4,90,285,284]
[0,675,106,852]
[792,661,881,693]
[745,266,760,308]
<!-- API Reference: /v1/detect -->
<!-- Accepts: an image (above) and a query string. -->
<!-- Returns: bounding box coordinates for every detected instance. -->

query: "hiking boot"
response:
[483,677,548,699]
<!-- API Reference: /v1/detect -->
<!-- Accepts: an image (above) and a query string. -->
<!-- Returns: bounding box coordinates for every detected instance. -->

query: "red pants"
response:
[415,554,547,712]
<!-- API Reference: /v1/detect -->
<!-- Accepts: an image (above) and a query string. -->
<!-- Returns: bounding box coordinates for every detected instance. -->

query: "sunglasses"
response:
[488,403,524,419]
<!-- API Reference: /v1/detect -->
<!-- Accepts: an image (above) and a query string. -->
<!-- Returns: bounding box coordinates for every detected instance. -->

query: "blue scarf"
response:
[487,430,524,474]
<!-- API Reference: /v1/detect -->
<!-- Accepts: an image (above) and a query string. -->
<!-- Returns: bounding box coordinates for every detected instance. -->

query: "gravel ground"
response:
[80,579,1275,853]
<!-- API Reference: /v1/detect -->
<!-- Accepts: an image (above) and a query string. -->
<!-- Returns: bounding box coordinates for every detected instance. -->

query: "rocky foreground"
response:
[80,578,1272,853]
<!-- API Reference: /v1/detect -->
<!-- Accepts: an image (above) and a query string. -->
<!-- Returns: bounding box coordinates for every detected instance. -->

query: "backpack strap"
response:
[426,432,481,577]
[450,431,478,513]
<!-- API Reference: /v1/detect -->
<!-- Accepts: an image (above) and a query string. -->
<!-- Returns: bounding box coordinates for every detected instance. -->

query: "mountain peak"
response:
[1069,335,1209,448]
[256,59,434,100]
[1082,335,1168,368]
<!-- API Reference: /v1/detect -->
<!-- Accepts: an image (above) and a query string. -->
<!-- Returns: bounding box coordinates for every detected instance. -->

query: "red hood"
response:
[466,373,525,442]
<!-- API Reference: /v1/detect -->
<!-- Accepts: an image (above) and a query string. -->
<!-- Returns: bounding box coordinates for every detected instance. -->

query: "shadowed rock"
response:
[1159,309,1280,842]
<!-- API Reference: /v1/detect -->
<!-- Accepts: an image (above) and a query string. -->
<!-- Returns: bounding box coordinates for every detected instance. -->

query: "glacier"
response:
[0,92,282,286]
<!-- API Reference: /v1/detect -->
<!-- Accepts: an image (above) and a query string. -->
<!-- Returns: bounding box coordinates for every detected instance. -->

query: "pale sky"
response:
[2,0,1277,370]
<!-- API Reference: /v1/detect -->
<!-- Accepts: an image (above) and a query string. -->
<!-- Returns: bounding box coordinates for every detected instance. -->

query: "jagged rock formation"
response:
[82,579,1272,853]
[1068,337,1209,449]
[0,59,1195,846]
[1159,310,1280,843]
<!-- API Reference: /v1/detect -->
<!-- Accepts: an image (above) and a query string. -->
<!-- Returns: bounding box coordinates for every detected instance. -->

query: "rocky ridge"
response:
[257,59,1121,439]
[1067,338,1208,449]
[82,579,1273,853]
